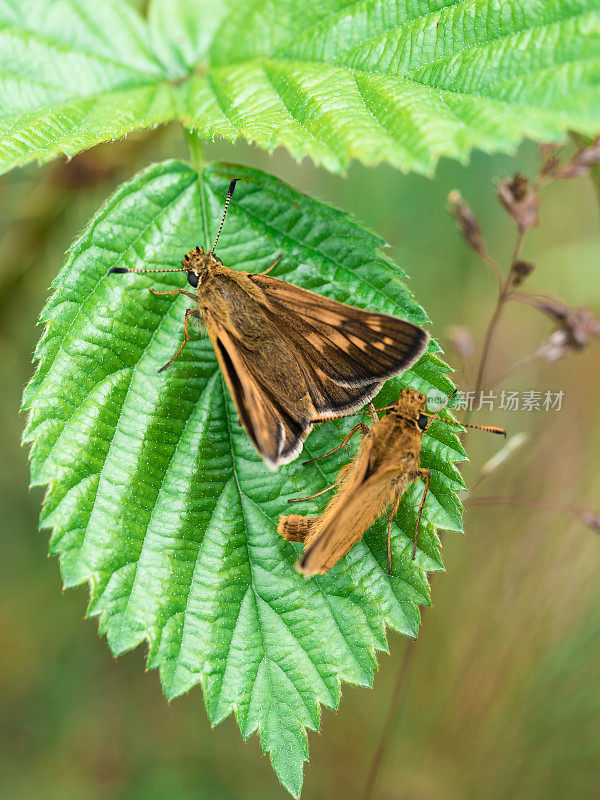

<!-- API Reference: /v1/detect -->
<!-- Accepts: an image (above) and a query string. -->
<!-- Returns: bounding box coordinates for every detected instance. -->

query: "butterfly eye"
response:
[187,272,200,288]
[417,414,428,430]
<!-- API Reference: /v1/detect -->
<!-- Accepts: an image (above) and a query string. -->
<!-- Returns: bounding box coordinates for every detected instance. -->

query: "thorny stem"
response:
[362,641,416,800]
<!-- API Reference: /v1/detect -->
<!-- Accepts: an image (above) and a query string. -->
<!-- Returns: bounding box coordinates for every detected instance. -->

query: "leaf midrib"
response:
[116,372,222,644]
[217,376,333,727]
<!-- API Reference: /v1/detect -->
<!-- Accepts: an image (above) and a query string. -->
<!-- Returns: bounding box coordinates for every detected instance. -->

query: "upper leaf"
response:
[2,0,600,175]
[22,160,463,796]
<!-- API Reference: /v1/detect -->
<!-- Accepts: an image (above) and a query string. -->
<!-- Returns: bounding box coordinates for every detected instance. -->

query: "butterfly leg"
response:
[259,253,282,275]
[411,468,431,560]
[302,421,369,466]
[287,476,343,503]
[150,287,197,301]
[386,491,403,574]
[157,308,201,373]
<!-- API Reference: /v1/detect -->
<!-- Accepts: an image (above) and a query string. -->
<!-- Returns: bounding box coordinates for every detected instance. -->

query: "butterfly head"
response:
[182,246,222,287]
[389,388,428,429]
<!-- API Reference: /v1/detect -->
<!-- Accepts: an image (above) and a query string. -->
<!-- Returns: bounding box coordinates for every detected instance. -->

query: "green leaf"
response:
[2,0,600,175]
[22,161,464,796]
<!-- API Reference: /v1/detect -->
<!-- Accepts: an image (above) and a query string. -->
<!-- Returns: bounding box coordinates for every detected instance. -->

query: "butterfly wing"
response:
[297,413,423,574]
[298,473,396,575]
[206,321,314,467]
[199,266,428,467]
[250,273,429,418]
[294,434,396,575]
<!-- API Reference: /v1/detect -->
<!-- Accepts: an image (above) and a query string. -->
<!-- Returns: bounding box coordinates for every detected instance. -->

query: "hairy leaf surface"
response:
[23,161,465,795]
[2,0,600,174]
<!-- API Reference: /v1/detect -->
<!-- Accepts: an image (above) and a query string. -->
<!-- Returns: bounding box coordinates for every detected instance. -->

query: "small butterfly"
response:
[279,388,505,575]
[109,179,429,468]
[277,388,506,577]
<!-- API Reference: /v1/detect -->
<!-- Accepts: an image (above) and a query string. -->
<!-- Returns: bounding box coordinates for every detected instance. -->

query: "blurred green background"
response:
[1,124,599,800]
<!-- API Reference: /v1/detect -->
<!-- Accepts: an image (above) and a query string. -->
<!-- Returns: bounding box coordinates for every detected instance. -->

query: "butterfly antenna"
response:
[107,266,187,276]
[434,417,507,437]
[211,178,240,254]
[421,390,506,437]
[423,388,458,429]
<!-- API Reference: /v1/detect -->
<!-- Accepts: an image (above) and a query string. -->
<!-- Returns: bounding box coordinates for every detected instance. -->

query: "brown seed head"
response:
[447,190,487,258]
[497,173,539,233]
[554,136,600,180]
[533,302,600,362]
[511,259,535,287]
[537,302,600,349]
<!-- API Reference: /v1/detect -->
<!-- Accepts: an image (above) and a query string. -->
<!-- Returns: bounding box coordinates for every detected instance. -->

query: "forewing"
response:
[206,320,312,468]
[251,273,429,417]
[298,468,398,576]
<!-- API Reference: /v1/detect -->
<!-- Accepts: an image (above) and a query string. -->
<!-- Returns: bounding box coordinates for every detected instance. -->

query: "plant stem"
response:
[362,641,415,800]
[185,127,207,173]
[468,230,526,423]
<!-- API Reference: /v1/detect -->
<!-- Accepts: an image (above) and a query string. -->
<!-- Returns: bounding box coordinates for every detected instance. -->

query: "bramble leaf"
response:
[2,0,600,175]
[22,161,464,796]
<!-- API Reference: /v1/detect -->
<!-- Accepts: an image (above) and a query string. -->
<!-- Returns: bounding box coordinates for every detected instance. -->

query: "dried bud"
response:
[507,173,529,201]
[554,136,600,180]
[577,510,600,533]
[447,190,487,258]
[534,330,569,362]
[511,259,535,287]
[567,307,600,348]
[534,297,569,323]
[446,325,476,360]
[533,301,600,362]
[537,302,600,349]
[497,173,540,233]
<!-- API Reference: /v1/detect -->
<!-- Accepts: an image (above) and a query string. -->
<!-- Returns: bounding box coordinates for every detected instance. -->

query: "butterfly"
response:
[108,179,429,468]
[279,388,505,575]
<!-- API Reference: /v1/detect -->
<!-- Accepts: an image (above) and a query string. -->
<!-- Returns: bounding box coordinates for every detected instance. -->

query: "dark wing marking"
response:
[250,273,428,418]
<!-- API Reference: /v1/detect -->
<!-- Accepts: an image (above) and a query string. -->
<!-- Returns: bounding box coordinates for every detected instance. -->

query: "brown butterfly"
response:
[279,388,505,575]
[108,179,429,468]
